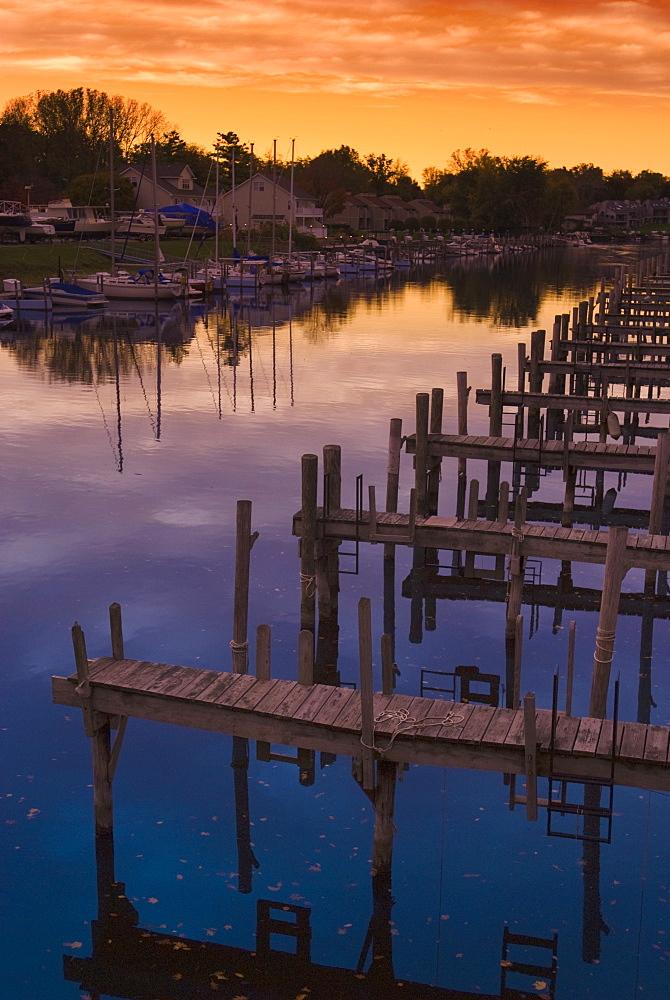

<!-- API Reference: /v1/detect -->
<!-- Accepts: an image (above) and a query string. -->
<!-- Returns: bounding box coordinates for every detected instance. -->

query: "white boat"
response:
[116,211,166,238]
[0,303,13,320]
[76,270,187,300]
[22,278,108,307]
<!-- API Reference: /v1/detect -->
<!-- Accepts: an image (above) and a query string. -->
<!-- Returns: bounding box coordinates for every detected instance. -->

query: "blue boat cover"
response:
[155,203,215,230]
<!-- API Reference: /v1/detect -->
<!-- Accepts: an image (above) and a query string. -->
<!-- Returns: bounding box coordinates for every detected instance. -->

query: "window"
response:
[253,181,265,192]
[180,178,191,190]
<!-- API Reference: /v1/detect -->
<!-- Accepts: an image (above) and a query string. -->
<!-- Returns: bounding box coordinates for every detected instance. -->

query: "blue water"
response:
[2,245,669,999]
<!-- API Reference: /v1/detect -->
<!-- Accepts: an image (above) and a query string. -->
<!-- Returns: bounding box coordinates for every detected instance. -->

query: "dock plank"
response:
[291,685,344,723]
[480,707,517,746]
[552,715,581,753]
[311,687,358,727]
[618,721,648,760]
[643,725,670,762]
[572,717,603,756]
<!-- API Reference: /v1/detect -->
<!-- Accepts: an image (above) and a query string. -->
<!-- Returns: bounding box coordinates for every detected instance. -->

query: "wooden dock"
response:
[405,432,658,474]
[293,506,670,570]
[52,657,670,792]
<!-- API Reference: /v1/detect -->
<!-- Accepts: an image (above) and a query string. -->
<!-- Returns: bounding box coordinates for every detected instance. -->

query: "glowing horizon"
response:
[2,0,669,180]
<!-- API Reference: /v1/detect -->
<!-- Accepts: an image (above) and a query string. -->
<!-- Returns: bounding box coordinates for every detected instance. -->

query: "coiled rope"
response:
[360,706,464,754]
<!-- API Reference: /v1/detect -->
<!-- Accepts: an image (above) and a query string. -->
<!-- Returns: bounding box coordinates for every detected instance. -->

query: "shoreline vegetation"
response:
[3,89,670,238]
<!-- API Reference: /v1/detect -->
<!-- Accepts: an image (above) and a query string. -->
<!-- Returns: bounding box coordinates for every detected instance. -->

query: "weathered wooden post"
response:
[506,488,527,635]
[527,330,545,439]
[381,633,395,696]
[523,691,538,822]
[649,430,670,536]
[385,419,402,514]
[73,623,113,836]
[358,597,376,790]
[300,454,318,635]
[232,499,258,673]
[495,480,509,579]
[298,629,314,685]
[256,624,271,681]
[490,354,503,436]
[109,603,123,659]
[464,478,479,578]
[415,392,430,516]
[427,388,444,515]
[566,620,576,716]
[384,420,402,653]
[456,372,469,520]
[589,527,629,718]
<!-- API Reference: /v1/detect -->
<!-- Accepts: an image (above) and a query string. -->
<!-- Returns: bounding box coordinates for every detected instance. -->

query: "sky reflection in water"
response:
[1,246,669,1000]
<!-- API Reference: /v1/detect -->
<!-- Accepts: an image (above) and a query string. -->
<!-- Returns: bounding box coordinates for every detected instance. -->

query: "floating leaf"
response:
[63,941,82,949]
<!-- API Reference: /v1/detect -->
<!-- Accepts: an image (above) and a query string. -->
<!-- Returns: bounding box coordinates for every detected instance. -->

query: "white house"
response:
[218,172,327,238]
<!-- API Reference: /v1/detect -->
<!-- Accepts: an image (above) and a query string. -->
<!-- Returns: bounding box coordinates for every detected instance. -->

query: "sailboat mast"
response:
[247,141,254,256]
[231,145,237,253]
[288,138,295,259]
[151,136,160,297]
[108,109,116,277]
[272,139,277,259]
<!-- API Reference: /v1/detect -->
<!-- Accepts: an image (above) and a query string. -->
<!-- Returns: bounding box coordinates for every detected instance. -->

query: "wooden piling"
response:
[298,629,314,686]
[523,691,538,822]
[490,354,503,436]
[358,597,376,790]
[415,392,430,516]
[385,419,402,514]
[109,603,124,659]
[232,499,257,674]
[649,430,670,535]
[457,372,469,436]
[464,478,479,578]
[381,632,395,696]
[256,624,271,681]
[506,488,527,634]
[427,388,444,515]
[528,330,546,438]
[323,444,342,511]
[566,620,576,717]
[589,526,629,718]
[300,454,318,634]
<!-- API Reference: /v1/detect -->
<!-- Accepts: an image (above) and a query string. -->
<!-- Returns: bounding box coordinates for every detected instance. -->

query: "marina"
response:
[3,244,670,1000]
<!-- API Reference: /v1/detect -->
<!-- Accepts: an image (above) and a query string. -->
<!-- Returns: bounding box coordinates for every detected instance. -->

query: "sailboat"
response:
[77,122,192,301]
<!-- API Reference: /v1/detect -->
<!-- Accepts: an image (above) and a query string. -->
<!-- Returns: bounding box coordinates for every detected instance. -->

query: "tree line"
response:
[1,88,668,230]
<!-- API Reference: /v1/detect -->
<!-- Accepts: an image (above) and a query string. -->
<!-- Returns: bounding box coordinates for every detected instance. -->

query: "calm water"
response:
[2,246,669,1000]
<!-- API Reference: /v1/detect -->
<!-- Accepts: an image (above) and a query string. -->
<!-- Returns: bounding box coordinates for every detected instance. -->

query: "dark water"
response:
[2,245,669,1000]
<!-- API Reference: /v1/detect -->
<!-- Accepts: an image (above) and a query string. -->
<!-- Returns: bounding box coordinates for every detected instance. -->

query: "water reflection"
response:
[4,244,670,1000]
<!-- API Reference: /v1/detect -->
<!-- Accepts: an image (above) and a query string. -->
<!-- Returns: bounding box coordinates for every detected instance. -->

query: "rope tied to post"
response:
[594,626,617,664]
[299,572,316,598]
[360,706,465,755]
[229,639,249,652]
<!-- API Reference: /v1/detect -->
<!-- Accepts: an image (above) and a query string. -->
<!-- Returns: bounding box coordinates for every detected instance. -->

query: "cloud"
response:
[1,0,669,109]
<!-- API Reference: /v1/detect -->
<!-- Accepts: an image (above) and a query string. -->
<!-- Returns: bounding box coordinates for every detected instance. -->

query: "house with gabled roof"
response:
[218,172,327,237]
[118,162,213,213]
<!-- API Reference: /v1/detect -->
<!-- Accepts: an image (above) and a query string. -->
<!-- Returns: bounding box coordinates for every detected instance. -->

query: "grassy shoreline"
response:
[0,235,227,286]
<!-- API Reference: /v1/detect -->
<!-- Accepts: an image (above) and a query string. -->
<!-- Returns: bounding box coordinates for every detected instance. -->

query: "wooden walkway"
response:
[52,658,670,791]
[406,432,658,473]
[293,508,670,570]
[476,388,670,417]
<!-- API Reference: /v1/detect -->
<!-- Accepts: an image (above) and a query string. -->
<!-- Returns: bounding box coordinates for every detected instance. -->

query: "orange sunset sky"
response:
[2,0,669,180]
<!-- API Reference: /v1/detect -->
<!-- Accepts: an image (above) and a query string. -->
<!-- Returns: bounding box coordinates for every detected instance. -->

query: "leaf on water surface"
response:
[147,897,158,904]
[205,928,217,936]
[63,941,83,948]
